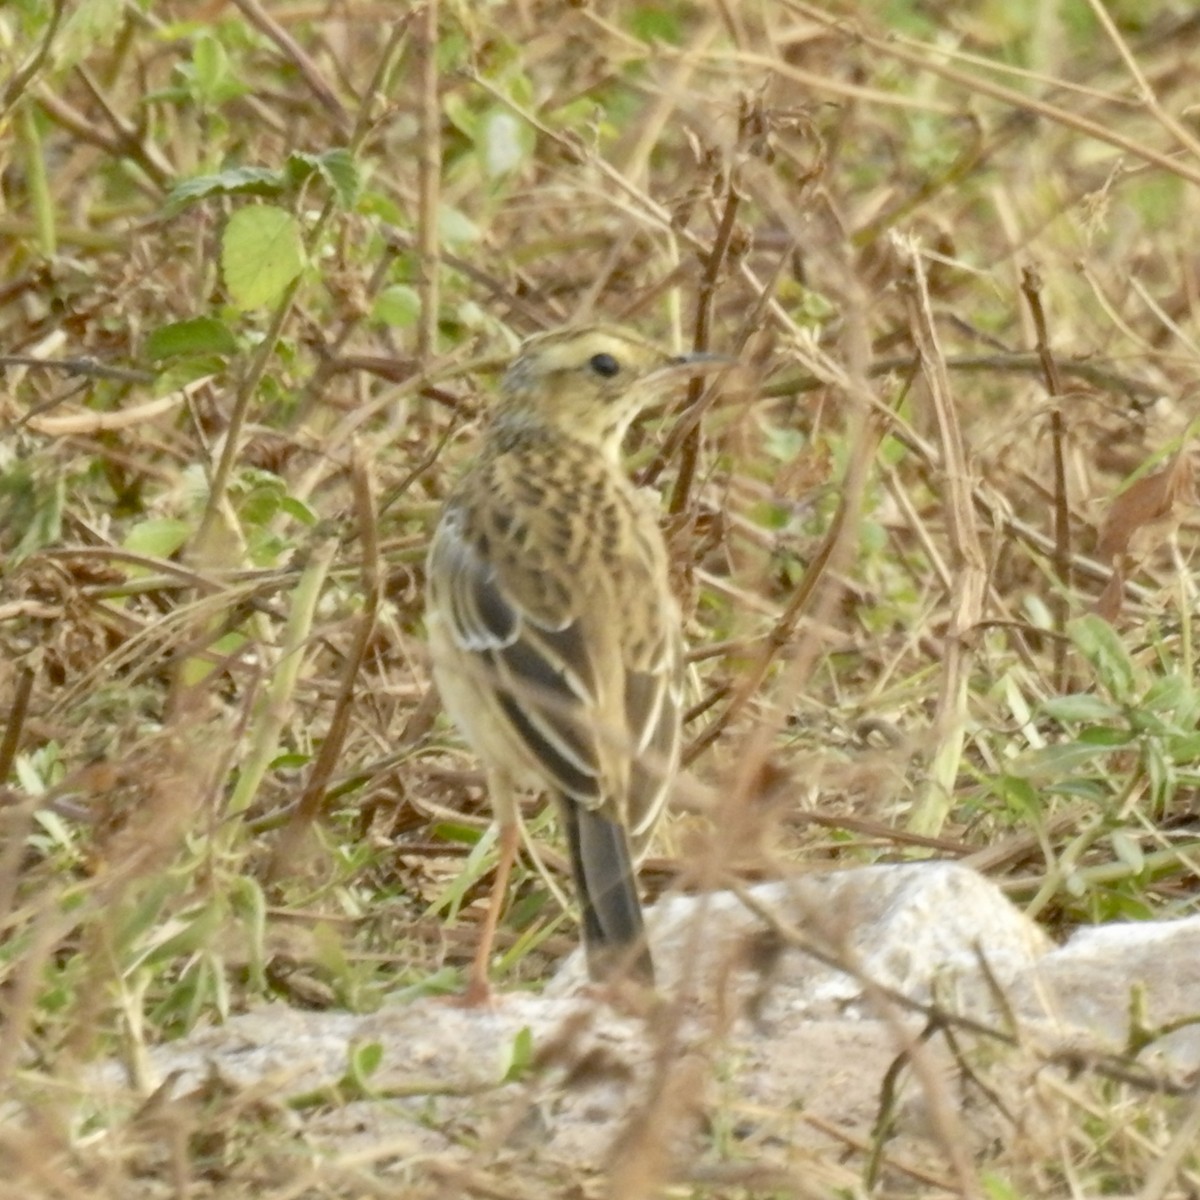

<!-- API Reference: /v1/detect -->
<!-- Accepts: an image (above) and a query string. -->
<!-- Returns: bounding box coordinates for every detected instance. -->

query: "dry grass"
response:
[3,0,1200,1195]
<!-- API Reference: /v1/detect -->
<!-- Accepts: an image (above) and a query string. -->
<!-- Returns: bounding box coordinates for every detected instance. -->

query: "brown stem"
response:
[416,0,442,362]
[669,175,742,516]
[1020,266,1071,690]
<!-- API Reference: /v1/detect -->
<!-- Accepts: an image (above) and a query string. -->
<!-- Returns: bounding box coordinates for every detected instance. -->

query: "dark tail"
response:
[557,798,654,985]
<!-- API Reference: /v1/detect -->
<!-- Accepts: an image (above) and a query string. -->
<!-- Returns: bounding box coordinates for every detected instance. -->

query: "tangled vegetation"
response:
[2,0,1199,1195]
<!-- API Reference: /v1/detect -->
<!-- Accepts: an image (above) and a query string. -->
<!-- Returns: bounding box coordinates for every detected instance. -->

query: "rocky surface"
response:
[89,862,1200,1192]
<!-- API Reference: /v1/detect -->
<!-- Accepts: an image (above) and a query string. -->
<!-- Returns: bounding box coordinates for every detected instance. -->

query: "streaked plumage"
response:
[426,325,718,998]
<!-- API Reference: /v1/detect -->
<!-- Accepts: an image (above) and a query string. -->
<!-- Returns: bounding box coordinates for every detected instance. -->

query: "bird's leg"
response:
[458,777,520,1003]
[461,815,520,1007]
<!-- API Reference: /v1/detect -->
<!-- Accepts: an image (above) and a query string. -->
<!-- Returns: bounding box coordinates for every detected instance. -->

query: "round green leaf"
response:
[221,205,305,310]
[371,284,420,328]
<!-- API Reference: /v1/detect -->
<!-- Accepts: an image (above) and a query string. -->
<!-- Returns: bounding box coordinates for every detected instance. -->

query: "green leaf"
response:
[1128,708,1173,738]
[443,93,478,139]
[15,753,48,795]
[431,820,486,845]
[1076,726,1133,747]
[221,206,305,310]
[154,357,230,392]
[229,876,268,992]
[181,628,247,686]
[1068,615,1136,702]
[286,148,360,208]
[32,808,75,851]
[1022,592,1054,630]
[1110,830,1145,875]
[238,481,284,525]
[762,423,806,463]
[1040,694,1122,724]
[371,284,421,328]
[0,467,64,562]
[193,35,225,94]
[994,774,1039,820]
[428,823,495,921]
[347,1040,384,1085]
[1016,741,1119,777]
[167,167,284,213]
[500,1027,535,1083]
[318,149,360,208]
[123,517,192,560]
[269,752,311,770]
[1144,736,1174,808]
[1140,672,1190,717]
[438,206,480,244]
[357,189,406,223]
[190,34,249,104]
[146,316,239,361]
[1166,732,1200,761]
[279,496,318,525]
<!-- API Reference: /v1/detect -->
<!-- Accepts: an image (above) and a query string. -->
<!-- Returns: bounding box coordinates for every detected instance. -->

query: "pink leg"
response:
[461,820,520,1007]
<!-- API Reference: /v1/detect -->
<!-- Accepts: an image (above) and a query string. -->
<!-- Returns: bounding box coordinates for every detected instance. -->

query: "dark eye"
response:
[588,352,621,378]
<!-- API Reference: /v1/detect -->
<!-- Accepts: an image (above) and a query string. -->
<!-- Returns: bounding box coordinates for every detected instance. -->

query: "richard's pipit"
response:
[426,325,726,1002]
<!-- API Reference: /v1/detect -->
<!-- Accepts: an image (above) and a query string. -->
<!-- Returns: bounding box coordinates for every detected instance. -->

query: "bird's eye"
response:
[588,352,621,378]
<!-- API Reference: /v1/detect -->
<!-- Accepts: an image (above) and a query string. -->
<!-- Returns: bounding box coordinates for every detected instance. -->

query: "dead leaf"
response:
[1094,561,1126,622]
[1097,449,1195,563]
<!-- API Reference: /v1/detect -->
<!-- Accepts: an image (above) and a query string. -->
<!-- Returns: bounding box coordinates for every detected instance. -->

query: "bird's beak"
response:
[654,350,736,380]
[672,350,734,368]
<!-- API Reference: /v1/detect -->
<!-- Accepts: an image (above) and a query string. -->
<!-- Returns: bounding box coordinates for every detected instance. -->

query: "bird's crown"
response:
[502,325,677,397]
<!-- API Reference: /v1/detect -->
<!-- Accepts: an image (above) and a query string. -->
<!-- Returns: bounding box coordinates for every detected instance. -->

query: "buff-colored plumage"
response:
[427,326,721,998]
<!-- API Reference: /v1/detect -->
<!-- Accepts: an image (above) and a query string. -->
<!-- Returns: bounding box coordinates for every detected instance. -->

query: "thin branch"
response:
[669,172,741,516]
[1,0,65,113]
[228,0,353,139]
[902,237,988,838]
[1020,267,1072,690]
[415,0,442,362]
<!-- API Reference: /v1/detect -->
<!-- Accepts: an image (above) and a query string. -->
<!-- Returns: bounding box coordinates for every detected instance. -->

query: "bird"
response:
[425,324,727,1002]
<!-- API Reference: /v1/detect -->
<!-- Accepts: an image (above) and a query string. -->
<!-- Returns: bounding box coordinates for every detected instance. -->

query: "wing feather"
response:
[429,504,605,804]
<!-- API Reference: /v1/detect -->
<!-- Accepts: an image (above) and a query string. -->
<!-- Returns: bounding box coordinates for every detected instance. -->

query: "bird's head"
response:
[496,325,729,458]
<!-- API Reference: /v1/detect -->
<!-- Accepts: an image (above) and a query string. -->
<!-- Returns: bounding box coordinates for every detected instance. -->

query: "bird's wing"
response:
[428,498,607,807]
[622,645,681,843]
[428,467,681,827]
[605,509,683,840]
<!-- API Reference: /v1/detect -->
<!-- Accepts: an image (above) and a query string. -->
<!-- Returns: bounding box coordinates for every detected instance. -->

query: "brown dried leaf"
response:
[1094,561,1126,622]
[1096,449,1195,563]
